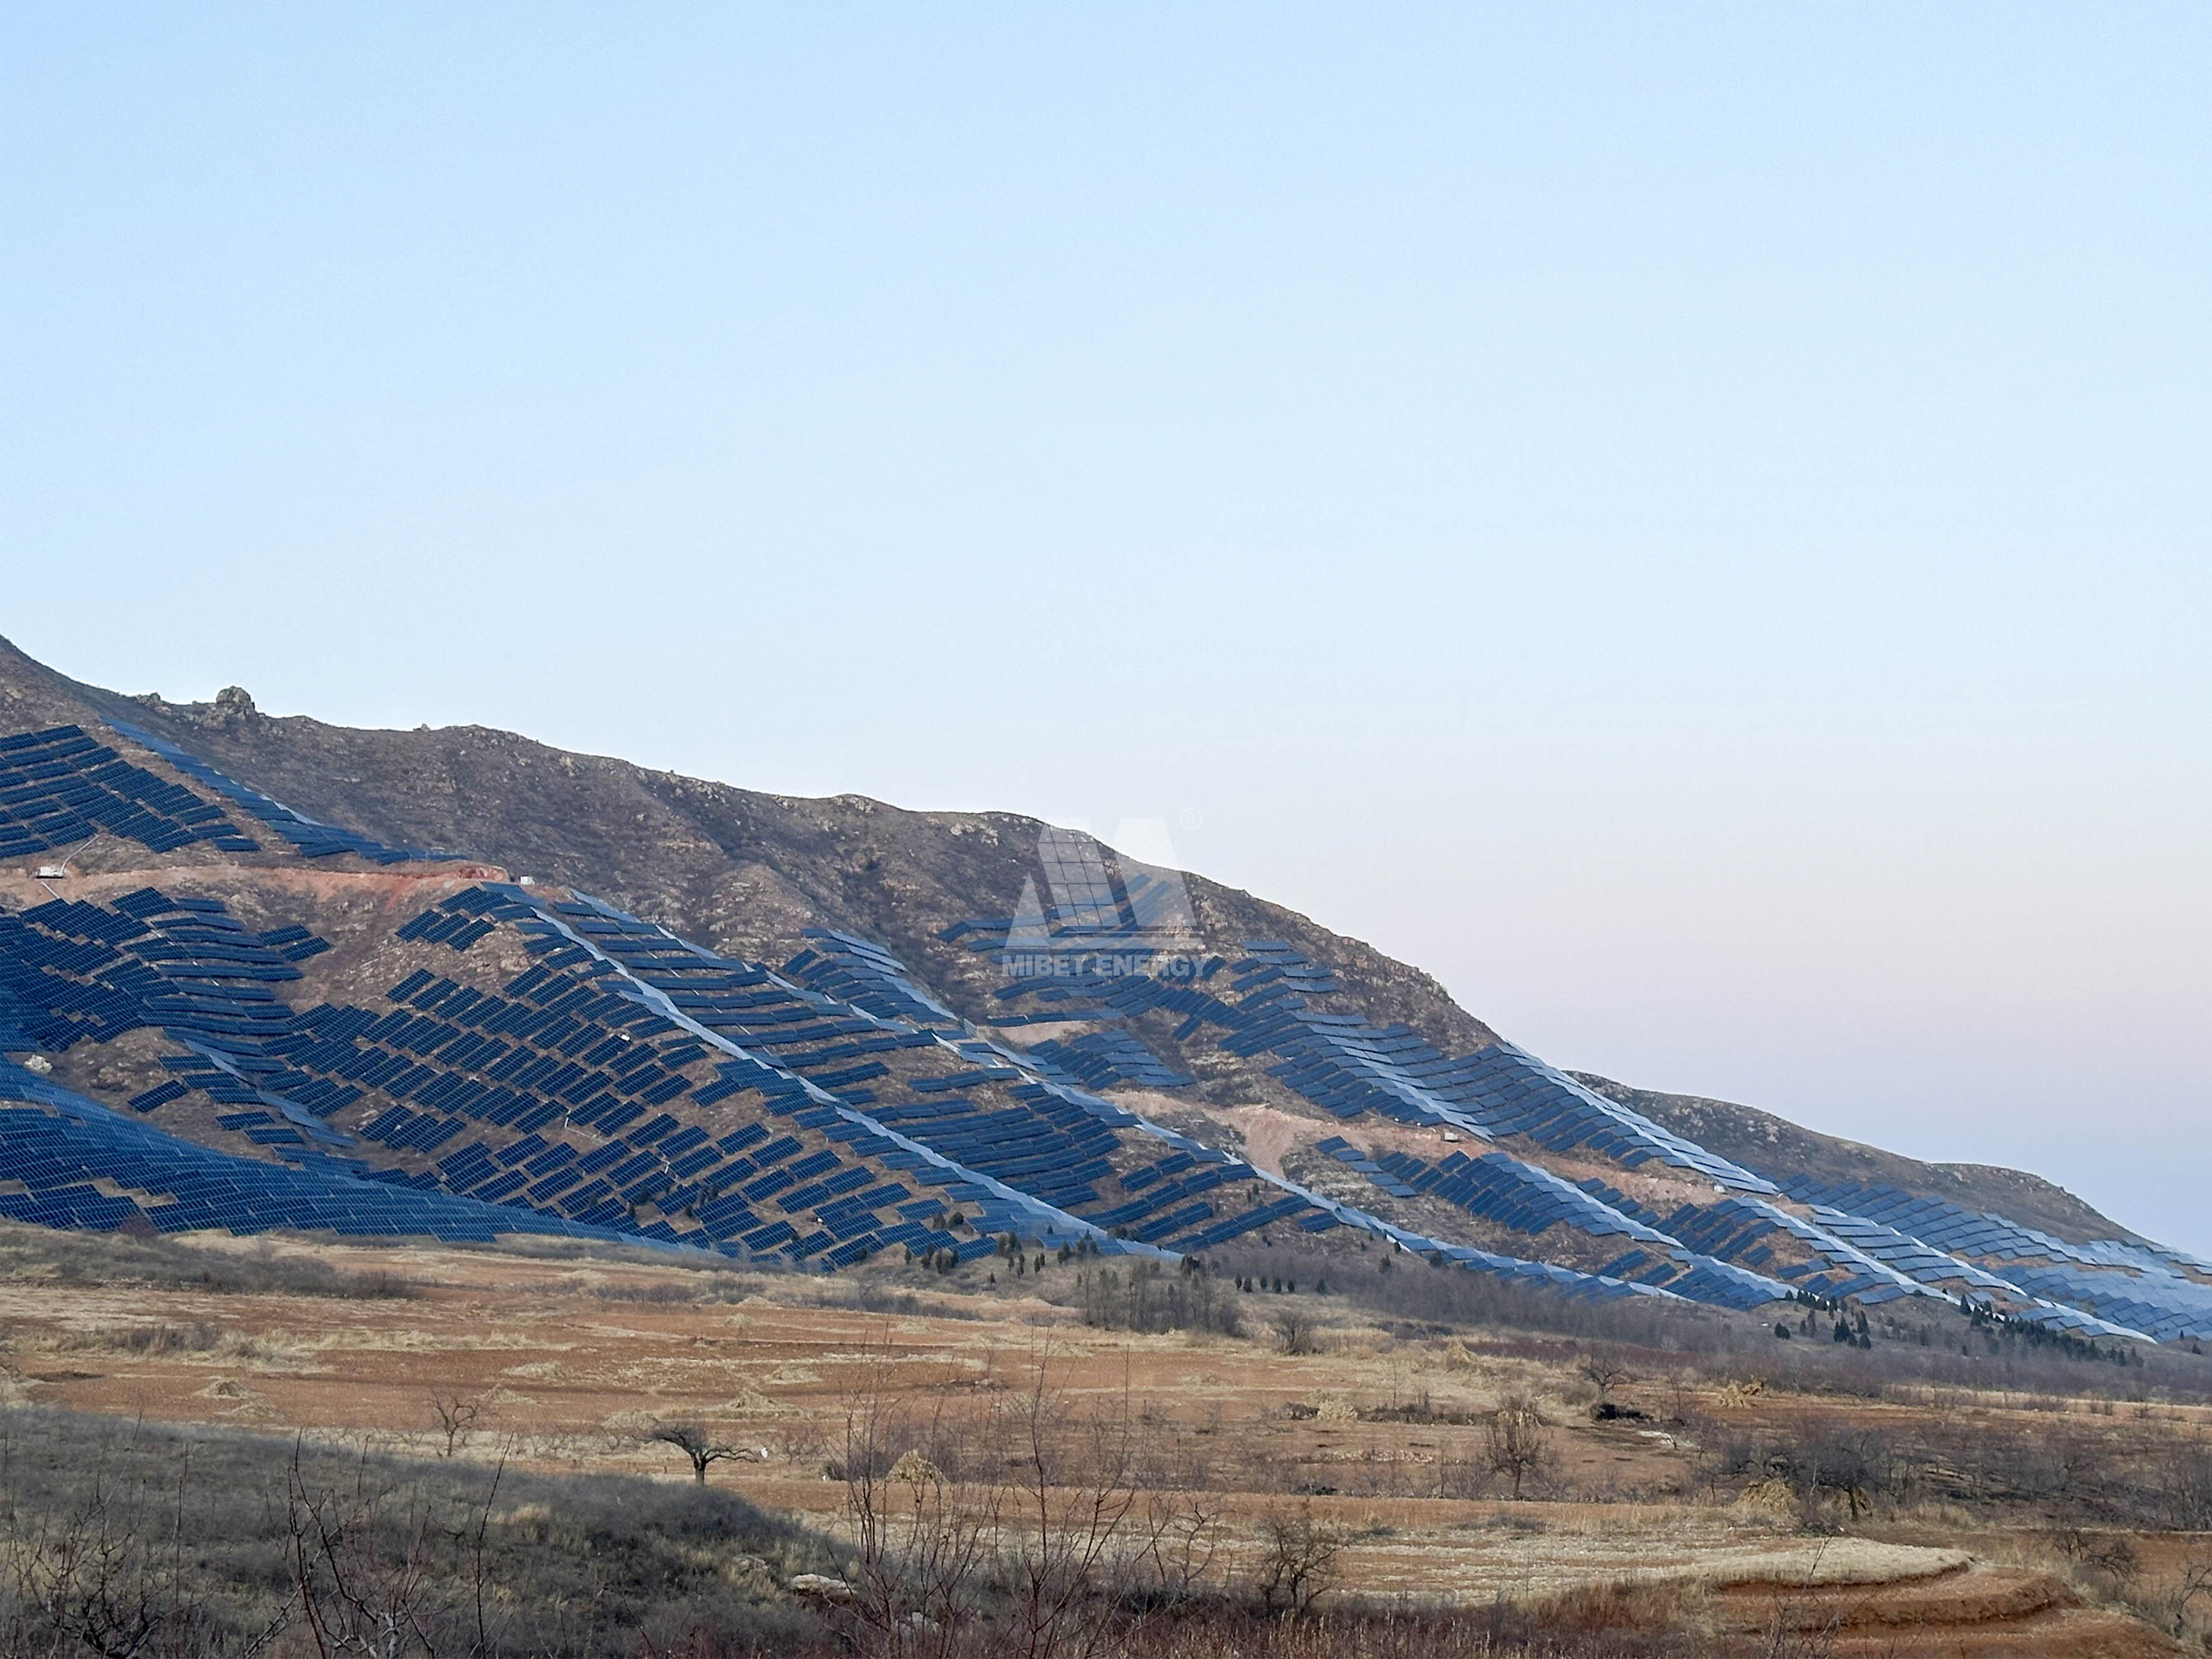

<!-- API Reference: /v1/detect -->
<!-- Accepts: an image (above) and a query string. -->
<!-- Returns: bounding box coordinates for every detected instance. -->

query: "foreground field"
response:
[1,1223,2207,1656]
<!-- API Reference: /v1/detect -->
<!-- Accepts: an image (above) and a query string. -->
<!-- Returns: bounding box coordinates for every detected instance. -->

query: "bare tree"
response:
[1270,1310,1316,1357]
[1129,1490,1223,1608]
[1484,1396,1552,1500]
[283,1444,442,1659]
[835,1355,995,1659]
[997,1353,1142,1659]
[1578,1355,1634,1403]
[1251,1507,1343,1615]
[425,1391,484,1461]
[1,1444,290,1659]
[647,1423,751,1486]
[2159,1553,2212,1642]
[2165,1442,2212,1531]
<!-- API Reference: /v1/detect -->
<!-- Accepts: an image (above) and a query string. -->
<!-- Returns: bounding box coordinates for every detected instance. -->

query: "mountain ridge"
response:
[4,633,2204,1348]
[0,634,2140,1245]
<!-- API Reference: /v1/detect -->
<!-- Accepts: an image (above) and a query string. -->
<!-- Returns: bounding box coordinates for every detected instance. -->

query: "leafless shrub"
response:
[281,1442,489,1658]
[0,1407,816,1657]
[1577,1355,1635,1402]
[1271,1310,1317,1357]
[996,1358,1145,1659]
[0,1444,287,1659]
[1128,1490,1223,1608]
[830,1344,1236,1657]
[425,1391,486,1461]
[2163,1440,2212,1531]
[1251,1507,1344,1615]
[2167,1554,2212,1640]
[2048,1527,2141,1594]
[833,1358,996,1658]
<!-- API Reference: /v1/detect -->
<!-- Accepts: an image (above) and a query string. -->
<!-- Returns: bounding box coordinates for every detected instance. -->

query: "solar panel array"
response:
[0,1059,643,1245]
[289,889,1032,1263]
[1023,1030,1193,1092]
[1323,1139,1670,1242]
[1981,1261,2212,1344]
[1786,1178,2163,1273]
[0,884,328,1074]
[955,912,2212,1338]
[0,726,255,859]
[1437,1045,1778,1192]
[389,887,1323,1261]
[1,715,2198,1341]
[507,893,1331,1256]
[1798,1205,2152,1341]
[1786,1180,2212,1343]
[1630,1191,1921,1304]
[0,878,971,1263]
[781,930,964,1027]
[972,916,1780,1195]
[1311,1137,1794,1313]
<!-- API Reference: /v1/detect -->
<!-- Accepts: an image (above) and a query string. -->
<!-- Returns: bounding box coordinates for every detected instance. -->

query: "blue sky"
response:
[4,7,2208,1250]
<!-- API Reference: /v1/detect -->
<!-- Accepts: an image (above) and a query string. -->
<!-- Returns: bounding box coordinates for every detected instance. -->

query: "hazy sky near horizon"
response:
[4,7,2208,1250]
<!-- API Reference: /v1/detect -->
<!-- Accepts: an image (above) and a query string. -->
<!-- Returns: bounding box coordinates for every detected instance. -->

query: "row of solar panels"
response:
[1577,1173,2163,1342]
[967,932,1745,1216]
[0,889,316,1068]
[782,930,964,1027]
[104,717,456,865]
[1079,947,1789,1193]
[458,889,1162,1255]
[537,896,1371,1256]
[1778,1177,2211,1341]
[0,880,953,1266]
[497,891,1297,1253]
[1782,1175,2209,1278]
[0,1062,651,1247]
[1320,1139,1672,1244]
[1024,1029,1193,1092]
[0,725,255,857]
[1796,1205,2160,1341]
[1644,1192,1923,1303]
[1309,1137,1794,1313]
[278,894,991,1263]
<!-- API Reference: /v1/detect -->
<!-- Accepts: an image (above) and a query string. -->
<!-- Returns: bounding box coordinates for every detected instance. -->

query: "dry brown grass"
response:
[2,1226,2205,1656]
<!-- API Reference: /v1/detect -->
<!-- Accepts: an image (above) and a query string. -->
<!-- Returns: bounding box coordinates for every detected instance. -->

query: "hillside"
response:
[2,633,2208,1351]
[1573,1074,2128,1247]
[3,637,1490,1061]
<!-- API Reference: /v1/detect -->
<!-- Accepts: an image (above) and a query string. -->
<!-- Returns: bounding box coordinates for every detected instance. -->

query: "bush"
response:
[0,1409,821,1658]
[0,1219,416,1299]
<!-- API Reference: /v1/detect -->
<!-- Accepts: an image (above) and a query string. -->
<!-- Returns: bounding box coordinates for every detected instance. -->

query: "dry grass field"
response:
[4,1221,2210,1655]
